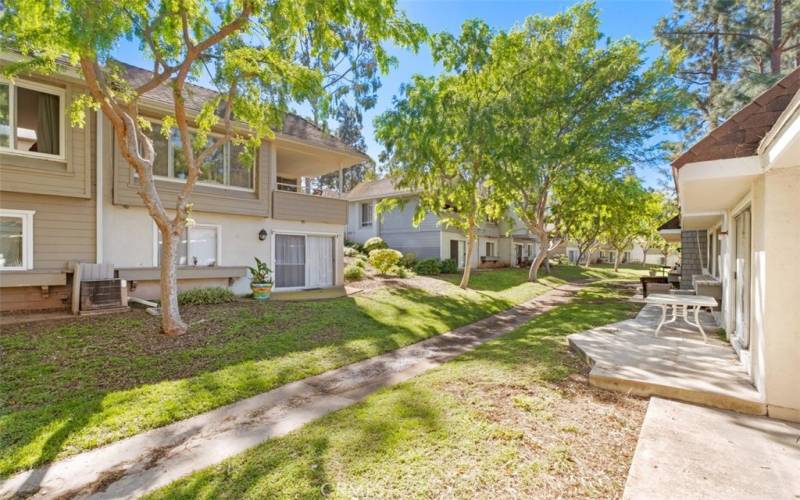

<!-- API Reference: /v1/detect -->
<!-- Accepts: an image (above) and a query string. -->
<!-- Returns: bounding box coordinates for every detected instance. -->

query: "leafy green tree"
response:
[376,20,505,289]
[637,190,678,267]
[657,0,800,145]
[488,3,682,281]
[599,176,652,272]
[0,0,423,335]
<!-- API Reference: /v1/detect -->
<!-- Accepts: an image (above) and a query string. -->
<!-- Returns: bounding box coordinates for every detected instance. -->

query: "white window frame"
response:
[0,78,66,161]
[360,202,373,227]
[485,241,495,257]
[140,119,256,192]
[152,222,223,267]
[271,230,339,291]
[0,209,35,271]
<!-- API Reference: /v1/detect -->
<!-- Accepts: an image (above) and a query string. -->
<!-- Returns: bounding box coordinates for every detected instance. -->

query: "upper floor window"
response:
[0,80,65,160]
[145,123,254,190]
[360,202,373,227]
[0,209,35,270]
[276,176,298,192]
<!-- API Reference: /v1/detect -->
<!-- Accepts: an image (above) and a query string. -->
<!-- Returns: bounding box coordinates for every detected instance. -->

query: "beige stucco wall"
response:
[716,165,800,421]
[760,166,800,420]
[102,204,344,296]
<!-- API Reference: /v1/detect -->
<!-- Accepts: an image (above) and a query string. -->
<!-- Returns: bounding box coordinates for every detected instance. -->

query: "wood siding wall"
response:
[111,127,271,217]
[0,76,93,199]
[272,190,347,225]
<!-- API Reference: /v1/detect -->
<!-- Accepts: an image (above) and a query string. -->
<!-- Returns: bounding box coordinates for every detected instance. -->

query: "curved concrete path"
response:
[0,281,585,500]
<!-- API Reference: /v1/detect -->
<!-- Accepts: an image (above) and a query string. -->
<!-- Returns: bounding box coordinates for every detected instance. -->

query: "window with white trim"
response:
[0,80,65,159]
[144,123,255,190]
[485,241,496,257]
[0,210,35,270]
[360,202,373,227]
[156,224,221,267]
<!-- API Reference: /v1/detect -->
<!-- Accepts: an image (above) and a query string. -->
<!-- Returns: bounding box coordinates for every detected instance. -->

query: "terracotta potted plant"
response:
[248,257,273,300]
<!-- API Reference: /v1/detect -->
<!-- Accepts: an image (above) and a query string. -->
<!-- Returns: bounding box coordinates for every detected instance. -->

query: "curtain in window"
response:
[36,92,59,155]
[275,234,305,288]
[306,236,334,288]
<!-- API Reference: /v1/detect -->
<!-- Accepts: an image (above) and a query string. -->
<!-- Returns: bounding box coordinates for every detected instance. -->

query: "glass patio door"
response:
[275,234,305,288]
[734,209,751,349]
[306,235,335,288]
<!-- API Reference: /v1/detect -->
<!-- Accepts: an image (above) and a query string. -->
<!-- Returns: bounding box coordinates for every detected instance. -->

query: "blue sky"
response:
[115,0,675,187]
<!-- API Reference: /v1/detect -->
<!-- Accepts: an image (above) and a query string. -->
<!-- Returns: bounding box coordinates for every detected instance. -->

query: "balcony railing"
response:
[271,189,347,225]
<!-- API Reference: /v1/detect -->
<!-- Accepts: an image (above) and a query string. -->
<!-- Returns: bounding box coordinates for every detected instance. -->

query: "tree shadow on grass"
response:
[144,385,445,500]
[1,282,531,478]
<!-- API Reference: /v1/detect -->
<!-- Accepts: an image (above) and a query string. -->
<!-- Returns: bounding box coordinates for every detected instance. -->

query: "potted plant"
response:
[248,257,273,300]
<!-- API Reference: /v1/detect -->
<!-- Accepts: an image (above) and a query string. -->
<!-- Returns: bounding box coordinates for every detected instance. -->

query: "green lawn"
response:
[0,264,643,477]
[147,281,645,499]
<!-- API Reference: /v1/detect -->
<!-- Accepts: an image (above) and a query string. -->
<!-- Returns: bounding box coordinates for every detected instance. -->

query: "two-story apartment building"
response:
[0,59,367,312]
[345,178,538,269]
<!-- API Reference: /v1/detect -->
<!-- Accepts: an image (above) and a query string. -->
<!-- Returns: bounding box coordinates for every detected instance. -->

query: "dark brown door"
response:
[450,240,459,260]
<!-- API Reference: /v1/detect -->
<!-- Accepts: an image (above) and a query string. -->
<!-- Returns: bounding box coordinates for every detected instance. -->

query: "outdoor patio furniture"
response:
[645,293,718,343]
[640,276,668,297]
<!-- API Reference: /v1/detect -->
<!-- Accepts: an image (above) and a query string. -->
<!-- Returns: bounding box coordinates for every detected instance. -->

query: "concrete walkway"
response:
[0,282,584,499]
[568,305,764,415]
[624,397,800,499]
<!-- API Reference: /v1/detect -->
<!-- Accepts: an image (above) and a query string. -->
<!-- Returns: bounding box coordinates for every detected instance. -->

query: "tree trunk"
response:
[459,233,475,289]
[528,248,548,282]
[159,226,188,336]
[544,253,551,274]
[613,250,621,272]
[771,0,782,74]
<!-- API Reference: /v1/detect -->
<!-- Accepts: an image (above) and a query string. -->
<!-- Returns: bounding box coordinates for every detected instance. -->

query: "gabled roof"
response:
[344,178,413,201]
[658,214,681,231]
[672,67,800,168]
[121,62,369,161]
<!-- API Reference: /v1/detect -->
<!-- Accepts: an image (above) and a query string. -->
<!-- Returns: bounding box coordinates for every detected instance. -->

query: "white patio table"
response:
[645,293,718,343]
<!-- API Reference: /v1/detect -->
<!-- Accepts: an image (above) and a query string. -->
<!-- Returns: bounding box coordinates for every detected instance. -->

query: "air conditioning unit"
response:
[80,279,126,311]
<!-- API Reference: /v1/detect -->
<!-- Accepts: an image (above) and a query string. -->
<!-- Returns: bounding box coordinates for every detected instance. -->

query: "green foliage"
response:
[414,258,441,276]
[344,246,360,257]
[368,248,403,274]
[363,236,388,253]
[439,258,458,274]
[247,257,272,284]
[392,266,411,278]
[177,287,236,306]
[400,252,417,268]
[344,264,365,281]
[656,0,800,147]
[353,258,366,269]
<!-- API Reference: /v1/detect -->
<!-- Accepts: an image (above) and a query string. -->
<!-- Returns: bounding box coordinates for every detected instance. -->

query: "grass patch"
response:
[146,281,644,499]
[0,265,635,477]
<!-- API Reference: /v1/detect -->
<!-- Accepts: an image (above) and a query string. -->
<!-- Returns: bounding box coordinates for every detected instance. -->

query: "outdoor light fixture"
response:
[258,229,268,241]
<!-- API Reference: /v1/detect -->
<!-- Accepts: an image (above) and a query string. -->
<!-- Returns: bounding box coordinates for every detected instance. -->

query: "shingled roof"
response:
[121,62,369,160]
[672,67,800,168]
[344,178,412,201]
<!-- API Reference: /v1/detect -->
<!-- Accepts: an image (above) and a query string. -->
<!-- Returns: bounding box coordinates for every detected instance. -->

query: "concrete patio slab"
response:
[568,305,764,415]
[624,397,800,500]
[0,282,583,500]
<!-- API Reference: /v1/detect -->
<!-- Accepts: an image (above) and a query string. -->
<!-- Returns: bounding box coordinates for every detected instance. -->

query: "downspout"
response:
[95,109,103,264]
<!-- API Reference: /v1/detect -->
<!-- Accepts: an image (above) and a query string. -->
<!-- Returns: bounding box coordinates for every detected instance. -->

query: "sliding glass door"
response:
[274,233,335,289]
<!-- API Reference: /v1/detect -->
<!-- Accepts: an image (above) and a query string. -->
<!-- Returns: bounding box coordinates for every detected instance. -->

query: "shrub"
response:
[344,246,359,257]
[369,248,402,275]
[414,258,441,276]
[353,258,366,269]
[440,258,458,274]
[344,264,365,281]
[177,287,236,306]
[363,236,388,254]
[400,252,417,268]
[393,266,411,279]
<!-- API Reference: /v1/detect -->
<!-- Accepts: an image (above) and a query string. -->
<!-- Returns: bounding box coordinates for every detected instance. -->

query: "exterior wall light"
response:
[258,229,268,241]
